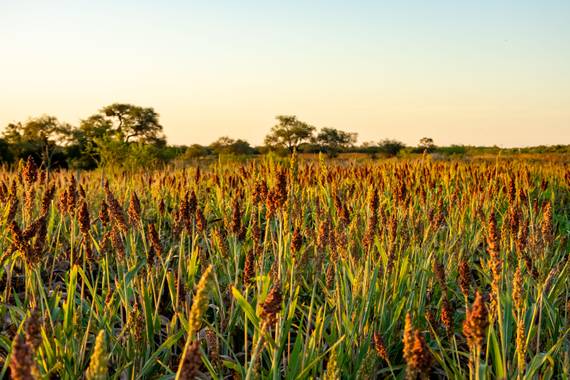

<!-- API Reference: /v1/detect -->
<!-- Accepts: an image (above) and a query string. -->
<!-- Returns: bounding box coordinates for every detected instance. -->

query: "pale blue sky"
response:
[1,1,569,146]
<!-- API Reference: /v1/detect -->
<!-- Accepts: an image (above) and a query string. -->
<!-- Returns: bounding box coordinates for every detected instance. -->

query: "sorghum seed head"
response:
[373,332,389,361]
[463,291,489,349]
[260,285,282,327]
[86,330,108,380]
[9,334,36,380]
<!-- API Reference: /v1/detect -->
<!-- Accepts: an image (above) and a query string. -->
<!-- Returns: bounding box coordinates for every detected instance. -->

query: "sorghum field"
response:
[1,155,569,379]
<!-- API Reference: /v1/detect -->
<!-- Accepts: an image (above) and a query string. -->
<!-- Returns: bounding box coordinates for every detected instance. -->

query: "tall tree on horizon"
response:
[264,115,315,152]
[316,127,357,157]
[77,103,166,167]
[96,103,165,144]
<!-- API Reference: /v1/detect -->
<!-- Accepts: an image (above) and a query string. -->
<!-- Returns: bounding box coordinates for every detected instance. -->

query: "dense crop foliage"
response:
[0,155,569,379]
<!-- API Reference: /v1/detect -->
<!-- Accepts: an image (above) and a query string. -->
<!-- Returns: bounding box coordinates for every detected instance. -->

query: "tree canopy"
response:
[209,137,255,155]
[88,103,165,144]
[419,137,436,152]
[1,116,73,168]
[378,139,406,157]
[2,105,544,169]
[316,127,357,157]
[264,115,316,152]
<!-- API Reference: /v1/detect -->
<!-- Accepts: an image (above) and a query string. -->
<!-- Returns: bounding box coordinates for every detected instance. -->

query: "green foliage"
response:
[264,115,316,152]
[97,103,165,144]
[93,139,168,170]
[1,116,73,168]
[183,144,212,159]
[377,139,406,157]
[316,127,357,157]
[436,144,467,156]
[2,108,570,170]
[209,136,256,156]
[418,137,436,152]
[0,138,14,164]
[0,158,569,378]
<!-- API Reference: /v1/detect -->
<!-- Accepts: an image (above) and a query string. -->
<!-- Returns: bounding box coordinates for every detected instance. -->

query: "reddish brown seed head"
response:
[290,226,303,254]
[463,291,489,349]
[458,260,471,298]
[178,340,201,380]
[541,201,553,245]
[78,201,91,236]
[260,285,282,327]
[128,191,141,226]
[9,334,35,380]
[243,250,255,288]
[402,313,431,377]
[441,297,453,333]
[147,223,163,261]
[373,332,389,361]
[22,156,38,187]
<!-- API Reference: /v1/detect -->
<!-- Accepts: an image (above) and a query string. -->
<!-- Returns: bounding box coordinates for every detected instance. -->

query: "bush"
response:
[378,139,406,157]
[437,145,467,156]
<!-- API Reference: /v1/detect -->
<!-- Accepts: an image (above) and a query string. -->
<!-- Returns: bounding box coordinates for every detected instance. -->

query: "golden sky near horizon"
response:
[1,1,569,147]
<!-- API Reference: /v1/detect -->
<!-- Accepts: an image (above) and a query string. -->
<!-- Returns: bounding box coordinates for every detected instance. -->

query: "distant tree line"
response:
[0,104,173,170]
[1,104,568,169]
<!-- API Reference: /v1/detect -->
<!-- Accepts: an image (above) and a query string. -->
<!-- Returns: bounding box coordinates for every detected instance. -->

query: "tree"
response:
[79,114,114,141]
[264,115,315,152]
[65,115,114,169]
[210,137,255,155]
[184,144,212,159]
[378,139,406,157]
[78,104,166,168]
[1,116,73,168]
[0,138,14,164]
[316,127,357,157]
[419,137,435,152]
[82,103,165,144]
[101,103,164,144]
[360,141,381,159]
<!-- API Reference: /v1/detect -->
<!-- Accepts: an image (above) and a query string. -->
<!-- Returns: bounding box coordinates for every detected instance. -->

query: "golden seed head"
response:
[402,313,431,377]
[188,265,214,338]
[324,348,338,380]
[541,201,553,245]
[512,267,523,312]
[373,332,389,361]
[86,330,108,380]
[441,297,453,332]
[408,330,431,374]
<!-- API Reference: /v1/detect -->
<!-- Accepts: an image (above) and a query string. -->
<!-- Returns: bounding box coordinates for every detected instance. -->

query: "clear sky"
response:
[1,1,569,147]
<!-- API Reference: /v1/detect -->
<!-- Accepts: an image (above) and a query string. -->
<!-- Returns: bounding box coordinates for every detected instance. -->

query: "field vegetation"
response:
[0,153,569,379]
